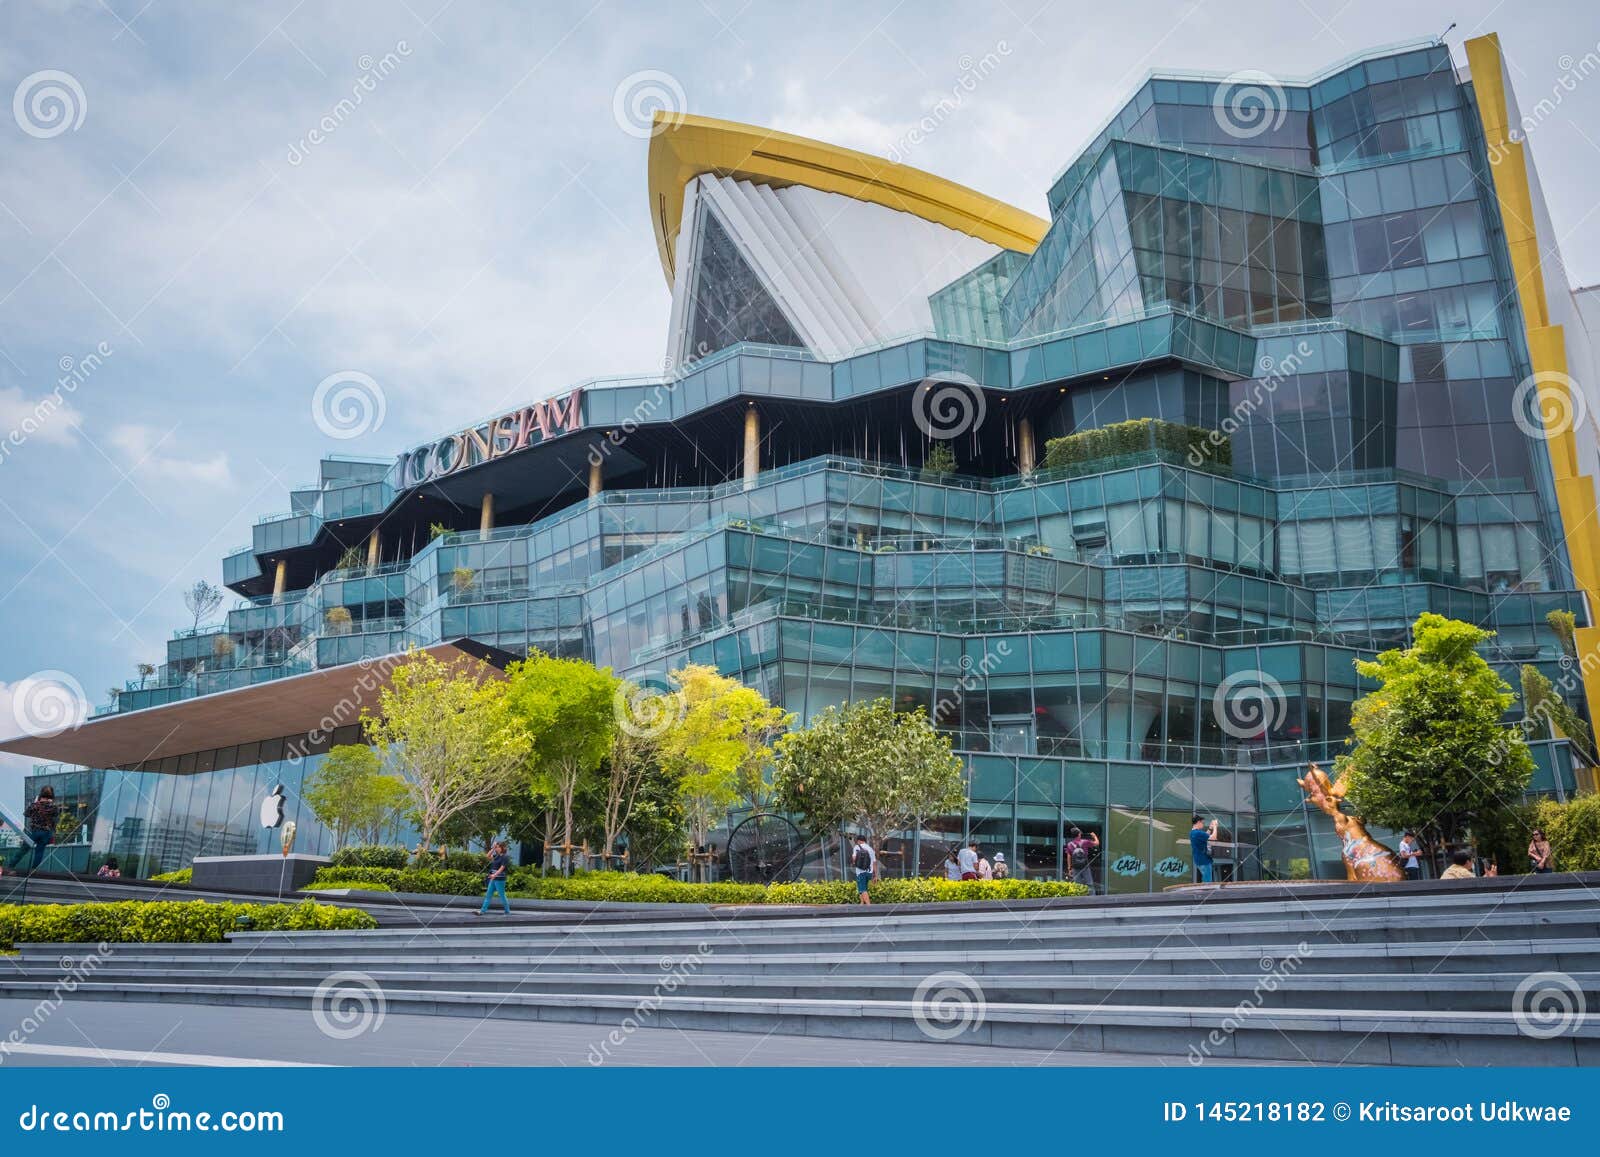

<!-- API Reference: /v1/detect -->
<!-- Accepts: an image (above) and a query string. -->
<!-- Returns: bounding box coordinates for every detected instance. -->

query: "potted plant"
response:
[451,567,476,596]
[324,606,353,635]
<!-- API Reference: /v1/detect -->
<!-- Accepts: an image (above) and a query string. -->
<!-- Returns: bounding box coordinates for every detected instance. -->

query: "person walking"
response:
[1189,815,1218,883]
[1065,826,1099,892]
[958,841,979,881]
[943,848,963,881]
[1397,831,1423,881]
[851,834,877,905]
[478,840,511,915]
[992,852,1008,879]
[24,786,60,872]
[1529,829,1554,874]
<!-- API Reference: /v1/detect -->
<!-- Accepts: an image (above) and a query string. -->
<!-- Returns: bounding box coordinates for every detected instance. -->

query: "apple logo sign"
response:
[260,784,286,829]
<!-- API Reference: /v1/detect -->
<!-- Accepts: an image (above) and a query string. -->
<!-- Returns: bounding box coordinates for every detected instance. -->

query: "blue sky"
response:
[1,0,1598,805]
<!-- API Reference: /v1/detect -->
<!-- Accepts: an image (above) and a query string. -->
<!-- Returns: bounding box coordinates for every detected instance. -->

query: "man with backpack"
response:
[851,834,877,905]
[1065,826,1099,891]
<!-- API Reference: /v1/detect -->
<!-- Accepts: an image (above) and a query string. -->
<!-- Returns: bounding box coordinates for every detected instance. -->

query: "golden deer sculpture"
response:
[1297,762,1405,883]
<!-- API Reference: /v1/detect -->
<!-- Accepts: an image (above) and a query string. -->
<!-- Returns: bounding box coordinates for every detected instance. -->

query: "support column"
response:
[366,528,380,570]
[588,456,603,497]
[479,492,494,541]
[272,559,287,601]
[1017,417,1037,475]
[742,404,760,490]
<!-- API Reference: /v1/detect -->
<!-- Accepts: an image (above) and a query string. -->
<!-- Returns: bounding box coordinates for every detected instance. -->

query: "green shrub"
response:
[0,900,376,946]
[432,851,490,873]
[1042,418,1228,472]
[1536,795,1600,872]
[303,880,394,893]
[506,870,766,905]
[310,866,483,896]
[329,845,409,869]
[500,870,1089,905]
[149,867,192,884]
[767,877,1089,904]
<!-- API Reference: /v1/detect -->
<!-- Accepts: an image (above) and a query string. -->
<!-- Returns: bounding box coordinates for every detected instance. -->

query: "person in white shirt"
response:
[851,835,877,905]
[957,842,979,880]
[1397,831,1422,881]
[943,849,963,881]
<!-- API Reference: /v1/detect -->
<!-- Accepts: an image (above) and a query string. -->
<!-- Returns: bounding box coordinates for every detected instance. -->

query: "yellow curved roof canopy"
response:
[647,111,1050,285]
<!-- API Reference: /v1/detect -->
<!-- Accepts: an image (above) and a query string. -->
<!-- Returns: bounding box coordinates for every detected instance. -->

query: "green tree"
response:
[658,665,793,852]
[303,744,408,847]
[1520,664,1594,762]
[1547,609,1578,658]
[920,441,957,480]
[505,651,618,857]
[363,649,532,852]
[773,697,967,867]
[1535,794,1600,872]
[1337,614,1535,863]
[600,683,671,859]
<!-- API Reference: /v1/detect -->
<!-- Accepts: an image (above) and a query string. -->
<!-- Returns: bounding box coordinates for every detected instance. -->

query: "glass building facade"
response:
[13,37,1597,886]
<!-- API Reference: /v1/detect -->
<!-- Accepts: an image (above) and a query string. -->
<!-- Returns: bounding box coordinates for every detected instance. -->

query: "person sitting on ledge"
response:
[1440,849,1476,880]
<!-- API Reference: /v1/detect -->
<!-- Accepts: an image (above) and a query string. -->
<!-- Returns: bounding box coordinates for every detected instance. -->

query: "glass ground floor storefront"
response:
[15,732,1578,887]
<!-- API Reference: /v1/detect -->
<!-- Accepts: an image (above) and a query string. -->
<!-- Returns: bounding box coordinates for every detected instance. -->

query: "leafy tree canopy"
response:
[773,696,966,848]
[1337,613,1534,851]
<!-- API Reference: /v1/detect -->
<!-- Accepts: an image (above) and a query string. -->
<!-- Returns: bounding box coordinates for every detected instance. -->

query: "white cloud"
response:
[0,385,83,447]
[108,424,233,487]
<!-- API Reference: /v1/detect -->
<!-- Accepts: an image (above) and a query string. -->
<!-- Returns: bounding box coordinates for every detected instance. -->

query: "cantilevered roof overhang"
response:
[647,111,1050,284]
[0,640,517,770]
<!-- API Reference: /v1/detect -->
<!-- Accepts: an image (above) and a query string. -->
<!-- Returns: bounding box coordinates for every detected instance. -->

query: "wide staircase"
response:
[5,876,1598,1065]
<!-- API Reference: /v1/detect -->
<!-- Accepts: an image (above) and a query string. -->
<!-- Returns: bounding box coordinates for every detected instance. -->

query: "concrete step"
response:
[3,978,1592,1066]
[16,937,1600,976]
[30,904,1594,961]
[10,965,1595,1014]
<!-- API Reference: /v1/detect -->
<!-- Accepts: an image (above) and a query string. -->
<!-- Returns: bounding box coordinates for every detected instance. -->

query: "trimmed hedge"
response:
[329,845,409,869]
[0,899,377,945]
[303,880,394,893]
[149,867,192,884]
[767,878,1091,904]
[311,866,484,896]
[508,870,767,905]
[329,845,488,873]
[308,867,1090,906]
[1042,418,1228,471]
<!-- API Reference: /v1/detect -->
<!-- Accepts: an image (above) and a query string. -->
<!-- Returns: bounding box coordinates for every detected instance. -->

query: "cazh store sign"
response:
[398,389,583,488]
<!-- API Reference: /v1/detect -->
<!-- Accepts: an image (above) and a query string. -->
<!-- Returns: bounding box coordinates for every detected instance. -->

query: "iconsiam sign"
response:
[398,388,584,488]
